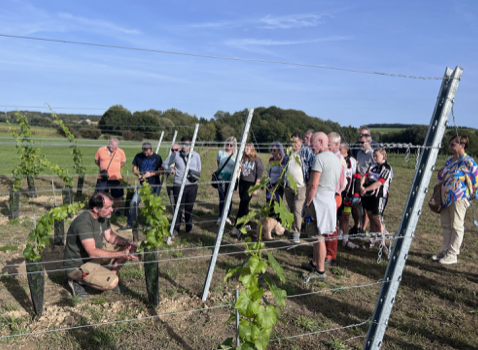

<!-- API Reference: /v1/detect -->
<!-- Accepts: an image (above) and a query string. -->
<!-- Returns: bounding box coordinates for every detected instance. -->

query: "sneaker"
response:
[431,251,446,261]
[288,234,300,243]
[68,278,89,298]
[187,229,200,236]
[217,218,221,226]
[325,258,337,266]
[245,225,252,232]
[117,225,133,232]
[304,269,327,282]
[349,226,360,236]
[439,254,457,265]
[226,218,232,225]
[171,230,179,239]
[301,260,316,272]
[344,240,359,249]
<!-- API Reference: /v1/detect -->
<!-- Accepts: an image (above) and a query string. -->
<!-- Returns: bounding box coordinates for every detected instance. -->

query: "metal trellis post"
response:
[167,125,199,245]
[158,130,178,196]
[364,66,463,349]
[155,131,165,154]
[202,108,254,301]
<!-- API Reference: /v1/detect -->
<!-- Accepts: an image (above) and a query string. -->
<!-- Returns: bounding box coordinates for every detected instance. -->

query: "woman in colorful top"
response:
[216,136,238,225]
[266,142,288,212]
[432,135,478,265]
[231,143,264,236]
[360,148,393,254]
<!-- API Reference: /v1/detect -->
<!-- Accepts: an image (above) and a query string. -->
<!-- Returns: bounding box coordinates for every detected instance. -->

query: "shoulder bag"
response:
[180,152,201,183]
[212,153,233,189]
[99,151,116,181]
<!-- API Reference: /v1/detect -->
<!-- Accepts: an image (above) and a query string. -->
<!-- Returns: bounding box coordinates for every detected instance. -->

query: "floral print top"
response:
[437,154,478,208]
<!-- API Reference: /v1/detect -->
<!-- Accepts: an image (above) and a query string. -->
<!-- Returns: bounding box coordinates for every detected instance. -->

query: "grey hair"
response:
[305,129,315,136]
[328,132,341,145]
[109,138,119,145]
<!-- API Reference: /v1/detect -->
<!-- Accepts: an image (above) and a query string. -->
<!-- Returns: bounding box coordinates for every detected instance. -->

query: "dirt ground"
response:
[1,155,478,350]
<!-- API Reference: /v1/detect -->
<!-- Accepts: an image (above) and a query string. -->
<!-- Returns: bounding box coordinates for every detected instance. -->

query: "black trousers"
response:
[172,183,198,232]
[235,180,254,226]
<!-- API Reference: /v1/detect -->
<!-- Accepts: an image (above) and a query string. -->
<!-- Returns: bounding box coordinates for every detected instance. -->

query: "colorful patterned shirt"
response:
[437,154,478,208]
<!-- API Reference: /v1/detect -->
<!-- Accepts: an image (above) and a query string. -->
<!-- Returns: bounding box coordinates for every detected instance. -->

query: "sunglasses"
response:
[226,143,233,147]
[271,149,278,153]
[359,133,370,137]
[171,148,180,152]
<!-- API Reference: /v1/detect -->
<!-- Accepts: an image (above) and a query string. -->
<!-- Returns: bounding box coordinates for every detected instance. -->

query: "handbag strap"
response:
[105,150,116,171]
[216,153,233,175]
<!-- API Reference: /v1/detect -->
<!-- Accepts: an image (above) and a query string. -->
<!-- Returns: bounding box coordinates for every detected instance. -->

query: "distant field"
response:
[370,128,405,133]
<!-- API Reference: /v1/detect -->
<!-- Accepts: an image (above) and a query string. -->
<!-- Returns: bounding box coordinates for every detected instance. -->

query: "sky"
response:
[0,0,477,128]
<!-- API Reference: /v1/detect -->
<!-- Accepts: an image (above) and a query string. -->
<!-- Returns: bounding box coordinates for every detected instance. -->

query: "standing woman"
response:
[266,142,288,210]
[231,143,264,235]
[360,148,393,254]
[216,136,238,225]
[432,135,478,265]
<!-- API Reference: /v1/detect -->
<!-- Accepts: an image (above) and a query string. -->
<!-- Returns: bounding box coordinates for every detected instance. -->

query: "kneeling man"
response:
[64,192,139,297]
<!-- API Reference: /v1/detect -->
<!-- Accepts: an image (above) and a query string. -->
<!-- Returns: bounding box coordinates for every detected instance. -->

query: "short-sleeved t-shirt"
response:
[132,153,163,185]
[312,151,342,192]
[63,211,111,270]
[217,150,236,180]
[356,147,374,176]
[95,147,126,181]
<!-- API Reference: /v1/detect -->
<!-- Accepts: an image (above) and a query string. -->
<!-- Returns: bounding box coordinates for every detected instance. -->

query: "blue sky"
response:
[1,0,477,128]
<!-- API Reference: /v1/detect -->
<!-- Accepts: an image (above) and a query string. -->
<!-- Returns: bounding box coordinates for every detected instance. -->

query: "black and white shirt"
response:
[363,161,393,198]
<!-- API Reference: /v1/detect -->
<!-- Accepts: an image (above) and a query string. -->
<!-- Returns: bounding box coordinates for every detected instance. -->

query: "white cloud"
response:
[258,14,332,29]
[226,36,350,50]
[189,21,235,29]
[57,12,141,35]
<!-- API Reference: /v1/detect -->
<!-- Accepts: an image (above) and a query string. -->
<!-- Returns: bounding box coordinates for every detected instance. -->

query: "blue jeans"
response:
[127,184,160,227]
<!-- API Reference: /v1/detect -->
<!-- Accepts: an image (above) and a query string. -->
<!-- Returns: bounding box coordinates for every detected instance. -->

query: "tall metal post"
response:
[158,131,178,196]
[166,125,199,245]
[202,108,254,301]
[155,131,165,154]
[364,66,463,349]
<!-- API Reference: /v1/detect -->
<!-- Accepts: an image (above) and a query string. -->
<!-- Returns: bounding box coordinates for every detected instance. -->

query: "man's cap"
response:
[142,142,153,149]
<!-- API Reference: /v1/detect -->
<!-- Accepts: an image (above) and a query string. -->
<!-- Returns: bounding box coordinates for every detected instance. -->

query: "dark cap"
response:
[142,142,153,150]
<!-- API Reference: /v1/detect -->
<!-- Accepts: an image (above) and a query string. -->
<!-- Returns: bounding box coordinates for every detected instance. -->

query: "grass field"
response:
[0,140,477,349]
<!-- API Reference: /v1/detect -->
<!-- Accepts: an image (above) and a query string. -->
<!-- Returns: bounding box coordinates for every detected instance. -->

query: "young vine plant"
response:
[137,182,170,251]
[23,203,83,262]
[219,150,298,350]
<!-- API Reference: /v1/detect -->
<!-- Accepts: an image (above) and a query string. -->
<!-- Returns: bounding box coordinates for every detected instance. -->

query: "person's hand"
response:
[360,187,366,196]
[252,190,258,196]
[122,246,139,261]
[125,239,138,253]
[144,171,153,178]
[171,169,176,175]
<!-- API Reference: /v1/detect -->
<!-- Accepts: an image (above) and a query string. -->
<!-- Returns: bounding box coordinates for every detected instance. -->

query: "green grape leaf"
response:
[236,210,257,227]
[286,172,297,194]
[264,275,287,307]
[247,256,268,275]
[273,197,294,231]
[257,304,277,330]
[238,319,252,342]
[235,289,252,316]
[267,253,286,284]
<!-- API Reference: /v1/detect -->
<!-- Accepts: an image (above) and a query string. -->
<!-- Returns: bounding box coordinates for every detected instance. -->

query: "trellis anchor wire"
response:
[364,66,463,350]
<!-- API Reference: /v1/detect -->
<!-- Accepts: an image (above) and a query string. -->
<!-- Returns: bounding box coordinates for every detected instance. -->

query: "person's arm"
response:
[161,154,175,174]
[196,153,202,173]
[95,148,101,166]
[81,234,138,261]
[361,181,382,195]
[133,165,144,181]
[305,171,321,207]
[120,150,126,168]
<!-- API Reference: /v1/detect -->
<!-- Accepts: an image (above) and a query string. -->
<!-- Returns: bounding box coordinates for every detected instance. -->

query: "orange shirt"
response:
[95,147,126,180]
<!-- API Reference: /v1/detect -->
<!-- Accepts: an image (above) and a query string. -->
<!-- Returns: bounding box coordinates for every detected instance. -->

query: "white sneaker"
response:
[431,251,446,261]
[345,240,359,249]
[226,218,232,225]
[439,254,457,265]
[217,218,221,226]
[337,229,344,241]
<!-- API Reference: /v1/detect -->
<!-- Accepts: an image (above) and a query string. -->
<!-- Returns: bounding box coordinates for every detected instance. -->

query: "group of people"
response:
[63,128,477,298]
